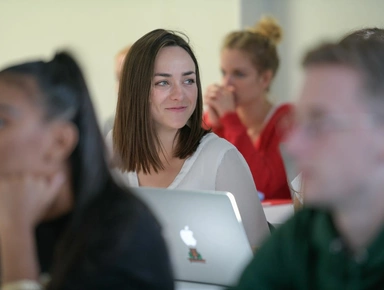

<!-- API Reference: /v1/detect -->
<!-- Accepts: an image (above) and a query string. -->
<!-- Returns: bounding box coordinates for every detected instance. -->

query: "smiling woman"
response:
[150,46,198,133]
[108,29,270,249]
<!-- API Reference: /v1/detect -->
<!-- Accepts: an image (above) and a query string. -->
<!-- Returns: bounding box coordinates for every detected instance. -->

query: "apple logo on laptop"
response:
[180,226,197,247]
[180,226,206,263]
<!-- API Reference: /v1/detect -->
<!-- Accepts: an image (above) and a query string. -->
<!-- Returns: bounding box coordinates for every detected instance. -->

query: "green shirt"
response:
[234,208,384,290]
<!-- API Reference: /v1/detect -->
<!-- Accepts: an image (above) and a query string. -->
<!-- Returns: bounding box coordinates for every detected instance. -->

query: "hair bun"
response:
[250,16,283,46]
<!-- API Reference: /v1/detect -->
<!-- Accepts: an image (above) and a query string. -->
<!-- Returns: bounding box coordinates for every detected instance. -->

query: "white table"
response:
[262,200,294,227]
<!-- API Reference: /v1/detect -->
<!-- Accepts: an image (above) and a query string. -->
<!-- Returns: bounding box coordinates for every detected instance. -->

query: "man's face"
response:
[286,64,382,208]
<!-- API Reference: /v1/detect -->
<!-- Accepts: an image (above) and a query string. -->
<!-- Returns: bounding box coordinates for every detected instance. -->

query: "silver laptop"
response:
[133,187,253,288]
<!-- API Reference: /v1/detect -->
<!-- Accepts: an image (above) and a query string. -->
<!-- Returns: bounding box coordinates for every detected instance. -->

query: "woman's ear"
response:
[260,70,274,91]
[45,121,79,164]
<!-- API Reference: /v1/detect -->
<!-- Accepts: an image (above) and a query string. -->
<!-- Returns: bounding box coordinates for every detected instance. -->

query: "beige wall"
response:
[0,0,240,124]
[246,0,384,103]
[241,0,384,103]
[286,0,384,101]
[2,0,384,124]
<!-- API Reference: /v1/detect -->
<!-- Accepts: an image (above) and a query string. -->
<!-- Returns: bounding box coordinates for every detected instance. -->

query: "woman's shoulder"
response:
[269,103,294,121]
[190,132,243,165]
[262,103,294,139]
[270,103,294,123]
[199,132,238,152]
[278,102,294,111]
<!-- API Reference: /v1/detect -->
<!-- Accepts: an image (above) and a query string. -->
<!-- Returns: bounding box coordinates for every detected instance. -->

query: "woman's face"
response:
[150,46,198,132]
[0,78,54,175]
[220,48,267,106]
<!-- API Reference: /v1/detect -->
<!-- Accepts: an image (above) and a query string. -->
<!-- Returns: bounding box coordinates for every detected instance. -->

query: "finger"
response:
[206,88,219,98]
[205,84,217,93]
[211,84,223,93]
[206,100,220,112]
[215,85,226,95]
[206,94,218,101]
[224,85,236,94]
[205,106,219,121]
[205,98,215,106]
[203,92,213,101]
[209,86,226,99]
[208,105,220,116]
[205,93,217,102]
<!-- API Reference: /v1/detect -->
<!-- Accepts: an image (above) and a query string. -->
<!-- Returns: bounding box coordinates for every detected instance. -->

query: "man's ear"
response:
[45,121,79,164]
[259,70,274,91]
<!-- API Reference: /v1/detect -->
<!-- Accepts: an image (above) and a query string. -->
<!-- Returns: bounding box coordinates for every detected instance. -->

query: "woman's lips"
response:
[166,106,187,112]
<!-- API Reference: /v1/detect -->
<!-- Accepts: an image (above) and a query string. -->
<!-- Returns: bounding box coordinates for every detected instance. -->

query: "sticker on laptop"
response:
[180,226,206,263]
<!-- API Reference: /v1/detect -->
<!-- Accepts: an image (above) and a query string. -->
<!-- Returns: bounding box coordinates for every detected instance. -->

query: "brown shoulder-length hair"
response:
[113,29,209,174]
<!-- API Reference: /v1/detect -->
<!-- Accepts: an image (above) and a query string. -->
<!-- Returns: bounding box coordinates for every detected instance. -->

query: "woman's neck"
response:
[157,128,180,164]
[136,128,184,187]
[236,95,273,130]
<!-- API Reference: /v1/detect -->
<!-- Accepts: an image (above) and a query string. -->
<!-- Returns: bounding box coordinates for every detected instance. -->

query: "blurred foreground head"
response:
[286,38,384,210]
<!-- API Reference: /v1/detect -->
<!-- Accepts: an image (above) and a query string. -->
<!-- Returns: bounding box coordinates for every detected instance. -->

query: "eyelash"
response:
[155,80,169,86]
[155,79,195,86]
[184,79,195,85]
[234,72,245,77]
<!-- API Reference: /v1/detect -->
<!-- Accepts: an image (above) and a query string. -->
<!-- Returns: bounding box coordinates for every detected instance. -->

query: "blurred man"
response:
[234,36,384,289]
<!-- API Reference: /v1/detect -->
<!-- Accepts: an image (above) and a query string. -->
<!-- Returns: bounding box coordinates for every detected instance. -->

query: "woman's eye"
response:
[234,71,245,77]
[184,79,195,85]
[155,80,169,86]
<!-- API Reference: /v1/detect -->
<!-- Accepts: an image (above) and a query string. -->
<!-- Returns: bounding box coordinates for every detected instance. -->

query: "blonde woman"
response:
[203,16,293,201]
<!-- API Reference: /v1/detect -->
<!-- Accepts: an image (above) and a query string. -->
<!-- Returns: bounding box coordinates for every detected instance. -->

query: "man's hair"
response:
[341,27,384,43]
[303,39,384,122]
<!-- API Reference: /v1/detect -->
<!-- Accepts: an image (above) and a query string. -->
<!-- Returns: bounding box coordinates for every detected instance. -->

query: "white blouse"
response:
[107,132,269,248]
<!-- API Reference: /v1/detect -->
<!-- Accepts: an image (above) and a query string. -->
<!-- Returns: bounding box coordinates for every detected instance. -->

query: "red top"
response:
[203,103,294,200]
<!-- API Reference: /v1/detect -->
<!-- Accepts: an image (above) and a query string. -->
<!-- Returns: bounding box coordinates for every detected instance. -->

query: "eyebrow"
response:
[154,71,196,77]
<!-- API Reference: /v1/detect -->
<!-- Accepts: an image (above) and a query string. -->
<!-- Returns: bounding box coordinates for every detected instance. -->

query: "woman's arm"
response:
[215,149,270,249]
[0,174,64,287]
[0,226,39,284]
